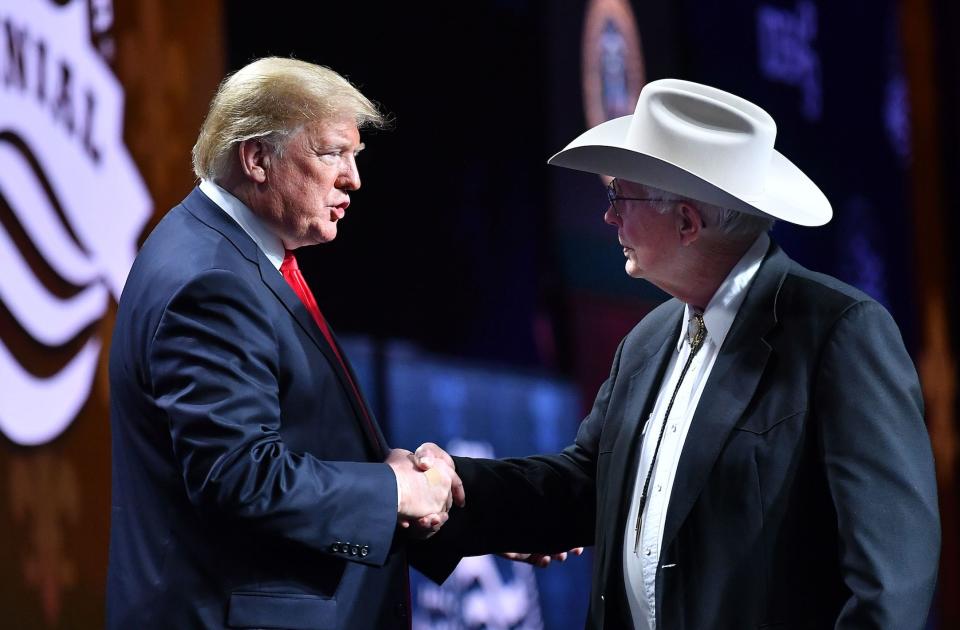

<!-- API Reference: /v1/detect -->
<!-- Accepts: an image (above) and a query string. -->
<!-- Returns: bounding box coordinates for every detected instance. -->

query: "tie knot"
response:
[687,312,706,352]
[281,250,299,273]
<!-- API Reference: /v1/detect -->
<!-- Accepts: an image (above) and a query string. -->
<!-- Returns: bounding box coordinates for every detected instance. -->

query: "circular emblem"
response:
[581,0,646,130]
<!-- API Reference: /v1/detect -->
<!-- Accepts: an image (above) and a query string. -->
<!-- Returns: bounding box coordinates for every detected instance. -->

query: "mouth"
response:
[330,200,349,221]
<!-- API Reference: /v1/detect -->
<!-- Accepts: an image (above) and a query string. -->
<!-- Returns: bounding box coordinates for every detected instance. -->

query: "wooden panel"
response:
[901,0,959,626]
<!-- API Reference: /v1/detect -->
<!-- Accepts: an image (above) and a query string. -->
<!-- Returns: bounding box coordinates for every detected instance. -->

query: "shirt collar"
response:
[198,179,285,270]
[677,232,770,352]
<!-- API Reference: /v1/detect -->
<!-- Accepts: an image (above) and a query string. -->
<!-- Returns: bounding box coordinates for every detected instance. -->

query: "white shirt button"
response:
[645,548,652,556]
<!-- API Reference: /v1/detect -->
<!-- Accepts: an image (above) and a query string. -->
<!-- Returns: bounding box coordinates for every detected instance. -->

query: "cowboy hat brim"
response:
[547,115,831,227]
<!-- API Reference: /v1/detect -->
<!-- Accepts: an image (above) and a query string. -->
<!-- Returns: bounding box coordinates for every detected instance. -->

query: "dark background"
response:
[227,2,556,367]
[225,0,926,379]
[224,2,958,626]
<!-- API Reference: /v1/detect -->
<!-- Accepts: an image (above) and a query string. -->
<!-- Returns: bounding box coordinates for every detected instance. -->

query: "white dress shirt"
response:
[198,179,285,270]
[622,232,770,630]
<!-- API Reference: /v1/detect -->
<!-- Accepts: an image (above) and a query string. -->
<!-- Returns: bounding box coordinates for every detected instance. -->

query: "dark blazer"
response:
[107,188,411,629]
[422,241,941,629]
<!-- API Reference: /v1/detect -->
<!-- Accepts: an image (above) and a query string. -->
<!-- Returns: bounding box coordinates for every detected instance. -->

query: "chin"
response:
[304,226,338,245]
[314,220,339,242]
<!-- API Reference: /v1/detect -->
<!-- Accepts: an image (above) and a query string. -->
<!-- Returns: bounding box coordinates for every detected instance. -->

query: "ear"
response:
[676,202,706,246]
[237,139,269,184]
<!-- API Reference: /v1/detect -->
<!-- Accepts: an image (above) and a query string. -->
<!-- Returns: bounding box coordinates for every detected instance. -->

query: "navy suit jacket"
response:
[107,188,413,629]
[422,241,941,629]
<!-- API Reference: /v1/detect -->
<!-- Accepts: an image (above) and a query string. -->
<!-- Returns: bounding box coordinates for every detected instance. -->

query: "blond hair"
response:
[192,57,385,180]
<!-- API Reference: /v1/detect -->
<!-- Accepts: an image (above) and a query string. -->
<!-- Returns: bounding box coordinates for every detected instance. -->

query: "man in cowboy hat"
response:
[416,79,940,629]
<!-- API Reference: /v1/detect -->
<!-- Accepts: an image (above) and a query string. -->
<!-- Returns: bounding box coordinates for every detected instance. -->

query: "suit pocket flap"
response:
[734,408,806,435]
[227,591,336,629]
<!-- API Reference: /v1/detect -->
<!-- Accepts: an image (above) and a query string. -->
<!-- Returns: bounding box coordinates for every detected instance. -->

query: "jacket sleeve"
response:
[410,338,628,583]
[147,268,398,566]
[814,300,940,629]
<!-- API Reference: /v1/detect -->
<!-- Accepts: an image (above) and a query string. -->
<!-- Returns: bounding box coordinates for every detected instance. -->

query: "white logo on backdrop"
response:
[757,1,822,121]
[0,1,150,445]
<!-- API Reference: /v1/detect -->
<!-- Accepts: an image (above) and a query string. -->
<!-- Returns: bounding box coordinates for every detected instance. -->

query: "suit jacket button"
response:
[360,545,369,557]
[343,541,351,554]
[349,544,359,556]
[394,602,408,619]
[330,542,341,553]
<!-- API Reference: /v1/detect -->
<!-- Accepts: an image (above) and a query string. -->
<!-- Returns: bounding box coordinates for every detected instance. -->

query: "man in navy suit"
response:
[420,80,941,628]
[107,57,460,629]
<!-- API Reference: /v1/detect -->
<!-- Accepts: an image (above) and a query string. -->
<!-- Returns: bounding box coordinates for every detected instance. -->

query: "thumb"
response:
[416,456,437,472]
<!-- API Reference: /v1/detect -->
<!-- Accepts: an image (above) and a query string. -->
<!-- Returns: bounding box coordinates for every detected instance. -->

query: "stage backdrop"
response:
[0,1,223,627]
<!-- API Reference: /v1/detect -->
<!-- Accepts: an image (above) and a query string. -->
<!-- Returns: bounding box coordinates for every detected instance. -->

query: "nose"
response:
[604,205,621,226]
[338,153,361,191]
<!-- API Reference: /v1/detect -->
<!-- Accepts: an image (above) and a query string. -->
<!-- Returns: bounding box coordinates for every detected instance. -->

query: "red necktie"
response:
[280,250,381,454]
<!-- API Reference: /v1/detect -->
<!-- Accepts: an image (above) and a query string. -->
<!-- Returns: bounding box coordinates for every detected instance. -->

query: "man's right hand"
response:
[386,448,456,536]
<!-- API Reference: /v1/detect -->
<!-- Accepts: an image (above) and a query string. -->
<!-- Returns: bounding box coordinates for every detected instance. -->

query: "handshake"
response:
[385,443,583,565]
[385,442,464,538]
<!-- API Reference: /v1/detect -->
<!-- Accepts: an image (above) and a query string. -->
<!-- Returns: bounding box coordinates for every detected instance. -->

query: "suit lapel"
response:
[660,243,789,554]
[325,327,390,453]
[594,305,680,599]
[257,250,387,457]
[181,187,386,456]
[605,318,679,533]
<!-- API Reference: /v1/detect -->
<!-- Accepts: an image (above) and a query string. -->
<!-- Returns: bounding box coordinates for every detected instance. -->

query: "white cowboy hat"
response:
[548,79,832,226]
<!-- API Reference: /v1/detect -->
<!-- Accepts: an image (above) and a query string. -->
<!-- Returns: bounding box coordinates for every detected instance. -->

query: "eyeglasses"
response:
[605,182,667,217]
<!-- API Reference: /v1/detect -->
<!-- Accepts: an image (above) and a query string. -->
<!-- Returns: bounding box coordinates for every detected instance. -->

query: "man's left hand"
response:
[501,548,584,568]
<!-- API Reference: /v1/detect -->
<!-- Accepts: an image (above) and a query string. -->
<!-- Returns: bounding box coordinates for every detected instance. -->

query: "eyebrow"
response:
[314,142,366,155]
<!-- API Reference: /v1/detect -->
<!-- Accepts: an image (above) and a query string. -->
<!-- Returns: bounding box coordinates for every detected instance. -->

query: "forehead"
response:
[300,117,362,148]
[614,179,656,195]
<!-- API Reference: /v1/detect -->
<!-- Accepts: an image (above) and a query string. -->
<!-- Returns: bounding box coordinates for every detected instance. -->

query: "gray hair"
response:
[648,190,775,239]
[192,57,386,181]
